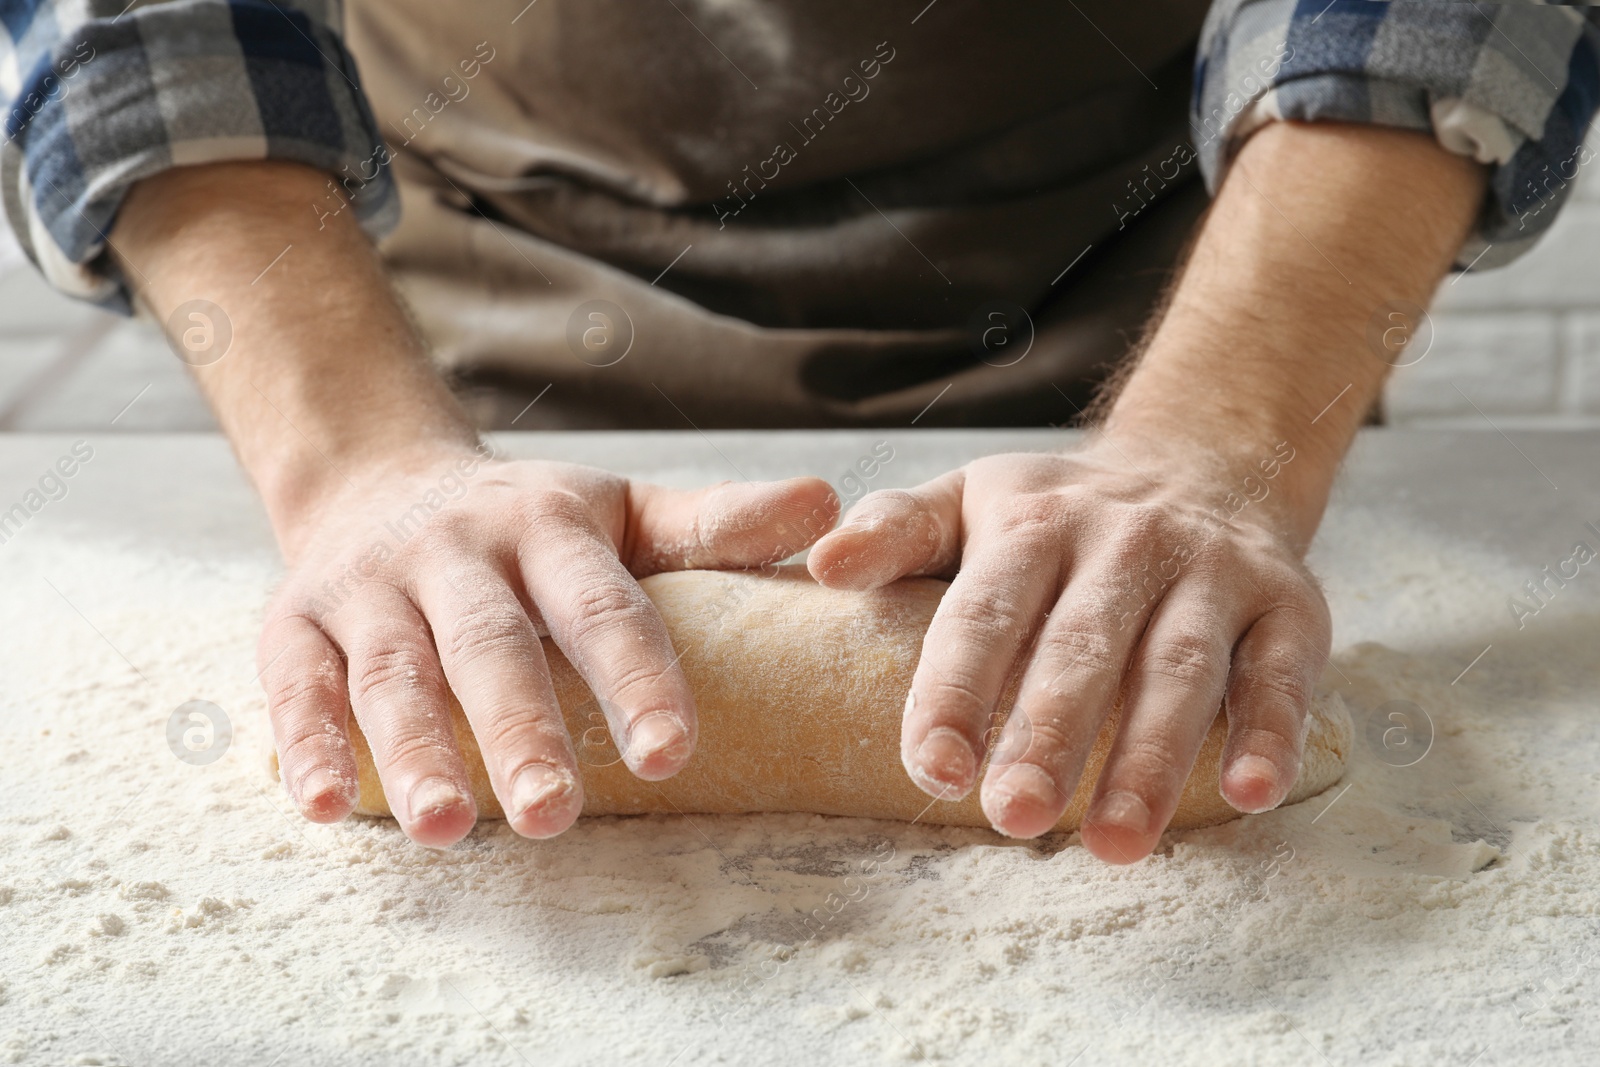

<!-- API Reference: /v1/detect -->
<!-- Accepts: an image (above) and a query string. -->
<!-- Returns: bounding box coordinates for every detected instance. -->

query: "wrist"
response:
[109,160,488,558]
[259,430,489,562]
[1087,121,1485,555]
[225,348,482,553]
[1081,408,1341,557]
[1100,281,1378,554]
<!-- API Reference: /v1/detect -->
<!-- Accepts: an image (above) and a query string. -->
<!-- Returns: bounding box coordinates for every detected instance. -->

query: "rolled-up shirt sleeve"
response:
[0,0,397,311]
[1194,0,1600,270]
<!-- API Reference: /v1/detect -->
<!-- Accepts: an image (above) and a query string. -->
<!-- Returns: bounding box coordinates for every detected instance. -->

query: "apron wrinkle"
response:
[347,0,1211,428]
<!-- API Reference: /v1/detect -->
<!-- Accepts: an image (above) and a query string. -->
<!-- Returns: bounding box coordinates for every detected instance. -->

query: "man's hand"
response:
[809,446,1329,859]
[813,121,1487,861]
[109,160,837,847]
[263,452,833,846]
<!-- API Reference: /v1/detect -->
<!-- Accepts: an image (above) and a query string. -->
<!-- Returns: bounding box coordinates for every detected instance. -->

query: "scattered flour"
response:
[0,505,1597,1065]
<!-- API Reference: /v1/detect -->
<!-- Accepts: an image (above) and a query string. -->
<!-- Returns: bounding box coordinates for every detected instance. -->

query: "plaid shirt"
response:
[2,0,1596,309]
[1196,0,1600,270]
[0,0,395,310]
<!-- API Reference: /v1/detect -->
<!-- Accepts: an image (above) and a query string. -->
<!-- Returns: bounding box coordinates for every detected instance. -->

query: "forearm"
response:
[107,167,843,847]
[1103,121,1487,551]
[108,161,477,558]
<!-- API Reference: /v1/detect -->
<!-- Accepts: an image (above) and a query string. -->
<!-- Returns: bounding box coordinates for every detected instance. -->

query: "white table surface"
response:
[2,428,1597,1066]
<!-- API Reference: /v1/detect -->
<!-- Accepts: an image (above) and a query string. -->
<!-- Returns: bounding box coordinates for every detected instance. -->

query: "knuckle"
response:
[1108,503,1166,547]
[1140,631,1222,688]
[1177,531,1226,573]
[266,668,341,719]
[607,657,680,705]
[1035,626,1120,681]
[522,488,593,532]
[1233,661,1313,710]
[923,677,992,722]
[989,494,1064,543]
[1113,736,1190,788]
[1095,540,1169,586]
[444,599,533,665]
[942,588,1027,638]
[349,643,438,704]
[378,728,458,771]
[1232,723,1303,764]
[1289,594,1334,646]
[259,608,320,650]
[417,508,472,544]
[276,719,347,770]
[474,708,559,757]
[1126,502,1167,538]
[1011,716,1075,759]
[564,580,655,645]
[1243,553,1326,607]
[259,604,301,637]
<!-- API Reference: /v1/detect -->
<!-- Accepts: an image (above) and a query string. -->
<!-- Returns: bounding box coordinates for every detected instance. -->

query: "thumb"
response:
[808,469,965,590]
[625,476,840,574]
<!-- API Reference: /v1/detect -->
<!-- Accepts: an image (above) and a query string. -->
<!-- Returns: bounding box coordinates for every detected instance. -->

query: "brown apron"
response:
[343,0,1211,429]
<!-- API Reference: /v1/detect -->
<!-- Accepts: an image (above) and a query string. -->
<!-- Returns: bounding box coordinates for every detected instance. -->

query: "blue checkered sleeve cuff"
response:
[1195,0,1600,271]
[0,0,397,312]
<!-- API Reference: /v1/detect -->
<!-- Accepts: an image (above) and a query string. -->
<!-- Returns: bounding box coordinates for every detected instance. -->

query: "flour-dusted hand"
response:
[805,120,1488,862]
[807,446,1331,862]
[104,160,843,849]
[259,451,837,847]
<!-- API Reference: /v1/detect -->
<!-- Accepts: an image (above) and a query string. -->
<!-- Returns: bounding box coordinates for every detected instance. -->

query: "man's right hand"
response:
[261,449,835,846]
[109,159,836,846]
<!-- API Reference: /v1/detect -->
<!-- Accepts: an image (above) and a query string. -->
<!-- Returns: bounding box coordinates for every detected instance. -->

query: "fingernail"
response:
[626,712,692,770]
[908,727,978,795]
[1087,791,1153,837]
[1226,754,1283,813]
[407,776,470,822]
[988,763,1056,805]
[510,763,576,820]
[298,765,354,818]
[982,763,1061,837]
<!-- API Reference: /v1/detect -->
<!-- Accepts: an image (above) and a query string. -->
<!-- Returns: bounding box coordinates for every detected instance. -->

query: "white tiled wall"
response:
[1395,164,1600,428]
[0,216,215,430]
[0,254,214,431]
[0,168,1596,431]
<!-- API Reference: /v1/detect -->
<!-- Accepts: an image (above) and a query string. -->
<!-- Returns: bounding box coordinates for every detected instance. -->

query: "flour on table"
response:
[1,516,1597,1066]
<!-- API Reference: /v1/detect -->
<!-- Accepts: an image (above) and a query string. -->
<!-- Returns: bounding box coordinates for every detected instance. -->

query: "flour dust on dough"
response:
[297,568,1350,833]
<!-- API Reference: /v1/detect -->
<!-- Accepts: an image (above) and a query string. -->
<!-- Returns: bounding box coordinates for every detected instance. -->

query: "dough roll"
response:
[341,568,1352,832]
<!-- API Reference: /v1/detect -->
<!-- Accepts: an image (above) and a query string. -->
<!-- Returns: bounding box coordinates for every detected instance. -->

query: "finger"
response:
[1218,602,1330,814]
[627,476,840,574]
[1079,590,1238,864]
[259,613,357,823]
[977,557,1160,840]
[518,499,697,781]
[324,587,477,847]
[808,470,964,590]
[415,565,584,840]
[899,532,1061,799]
